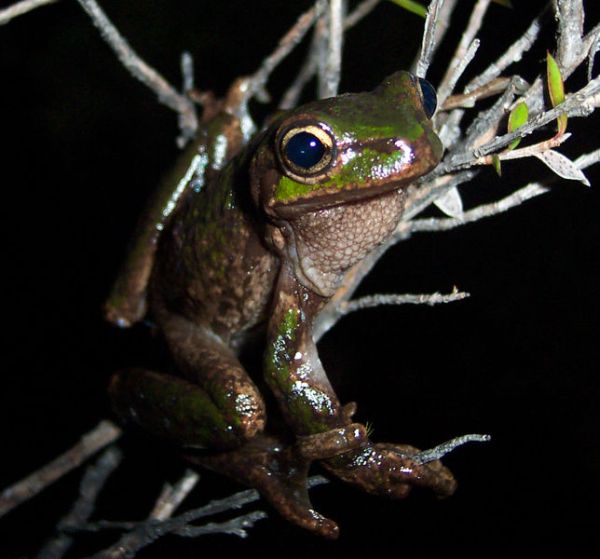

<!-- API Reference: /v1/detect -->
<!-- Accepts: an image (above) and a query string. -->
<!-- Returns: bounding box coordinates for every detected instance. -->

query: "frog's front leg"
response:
[266,265,457,500]
[109,311,340,538]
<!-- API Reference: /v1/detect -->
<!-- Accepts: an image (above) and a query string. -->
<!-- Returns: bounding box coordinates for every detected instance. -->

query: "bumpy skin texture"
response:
[107,72,455,538]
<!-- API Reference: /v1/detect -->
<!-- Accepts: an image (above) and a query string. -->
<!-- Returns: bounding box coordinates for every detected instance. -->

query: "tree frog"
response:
[106,71,455,538]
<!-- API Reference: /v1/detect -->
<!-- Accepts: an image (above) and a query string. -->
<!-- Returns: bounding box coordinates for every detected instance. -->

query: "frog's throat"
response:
[282,189,406,297]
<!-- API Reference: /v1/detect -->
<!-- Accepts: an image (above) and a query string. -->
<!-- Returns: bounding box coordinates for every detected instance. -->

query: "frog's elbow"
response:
[103,297,147,328]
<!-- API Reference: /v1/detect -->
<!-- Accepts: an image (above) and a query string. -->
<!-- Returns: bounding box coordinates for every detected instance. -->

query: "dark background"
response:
[1,0,598,556]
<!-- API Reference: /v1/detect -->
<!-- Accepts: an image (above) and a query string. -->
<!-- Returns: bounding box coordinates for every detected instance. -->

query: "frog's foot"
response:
[322,442,457,500]
[185,435,340,539]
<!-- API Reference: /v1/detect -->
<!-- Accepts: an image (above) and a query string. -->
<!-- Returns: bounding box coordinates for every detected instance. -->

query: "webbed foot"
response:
[323,441,457,499]
[185,435,340,539]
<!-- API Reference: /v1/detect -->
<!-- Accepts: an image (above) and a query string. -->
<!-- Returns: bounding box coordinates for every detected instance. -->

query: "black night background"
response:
[1,1,598,557]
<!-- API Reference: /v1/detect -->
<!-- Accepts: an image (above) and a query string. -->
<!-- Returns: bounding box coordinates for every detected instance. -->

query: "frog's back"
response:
[150,156,279,346]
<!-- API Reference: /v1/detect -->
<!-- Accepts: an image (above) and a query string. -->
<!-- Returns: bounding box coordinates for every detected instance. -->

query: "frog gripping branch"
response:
[107,71,456,538]
[2,0,598,551]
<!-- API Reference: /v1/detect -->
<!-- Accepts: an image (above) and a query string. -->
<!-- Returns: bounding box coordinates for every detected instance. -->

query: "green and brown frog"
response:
[105,71,456,538]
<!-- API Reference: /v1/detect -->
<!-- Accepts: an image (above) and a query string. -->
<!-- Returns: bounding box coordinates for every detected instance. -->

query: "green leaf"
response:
[507,101,529,150]
[492,154,502,176]
[546,51,568,135]
[492,0,513,7]
[388,0,428,18]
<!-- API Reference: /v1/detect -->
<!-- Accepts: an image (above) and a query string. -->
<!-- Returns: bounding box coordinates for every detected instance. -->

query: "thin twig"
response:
[150,469,200,521]
[279,0,382,109]
[413,434,491,464]
[437,0,492,99]
[0,420,121,519]
[405,149,599,236]
[88,476,329,558]
[340,289,470,316]
[407,183,550,234]
[75,0,197,144]
[36,448,123,559]
[465,14,543,93]
[436,38,480,105]
[172,510,267,538]
[180,51,194,94]
[244,1,323,103]
[320,0,344,98]
[555,0,584,72]
[0,0,57,25]
[415,0,444,78]
[344,0,380,28]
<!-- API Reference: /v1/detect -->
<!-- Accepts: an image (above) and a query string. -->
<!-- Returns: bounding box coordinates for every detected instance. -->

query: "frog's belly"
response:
[151,213,279,346]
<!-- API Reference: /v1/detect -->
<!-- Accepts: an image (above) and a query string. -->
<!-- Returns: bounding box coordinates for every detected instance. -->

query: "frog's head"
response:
[250,71,443,219]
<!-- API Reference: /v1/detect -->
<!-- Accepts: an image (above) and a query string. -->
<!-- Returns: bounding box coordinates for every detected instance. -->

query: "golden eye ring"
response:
[277,123,335,183]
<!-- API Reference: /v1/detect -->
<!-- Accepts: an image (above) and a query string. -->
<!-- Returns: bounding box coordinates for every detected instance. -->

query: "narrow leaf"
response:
[507,101,529,150]
[533,150,590,186]
[388,0,427,18]
[546,52,567,135]
[492,154,502,176]
[434,187,464,218]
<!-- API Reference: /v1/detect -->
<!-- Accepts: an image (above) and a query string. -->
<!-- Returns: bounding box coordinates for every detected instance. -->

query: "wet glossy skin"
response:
[106,72,456,538]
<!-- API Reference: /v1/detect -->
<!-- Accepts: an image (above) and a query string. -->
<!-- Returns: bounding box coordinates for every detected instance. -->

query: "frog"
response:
[105,71,456,538]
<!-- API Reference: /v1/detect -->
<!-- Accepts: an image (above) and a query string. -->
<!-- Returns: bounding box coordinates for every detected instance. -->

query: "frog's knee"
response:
[226,391,266,443]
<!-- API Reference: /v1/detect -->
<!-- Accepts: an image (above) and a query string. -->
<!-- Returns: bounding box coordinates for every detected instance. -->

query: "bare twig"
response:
[319,0,344,98]
[436,38,480,105]
[344,0,381,28]
[555,0,585,72]
[437,0,492,99]
[0,0,57,25]
[415,0,444,78]
[0,420,121,519]
[279,0,382,109]
[172,510,267,538]
[244,1,323,103]
[86,477,329,558]
[36,447,122,559]
[406,148,599,234]
[413,434,491,464]
[408,183,550,234]
[465,14,543,93]
[150,469,200,521]
[180,51,194,94]
[75,0,197,145]
[340,289,470,316]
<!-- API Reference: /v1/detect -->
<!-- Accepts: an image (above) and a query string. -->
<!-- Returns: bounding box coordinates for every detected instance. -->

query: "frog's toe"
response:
[323,442,457,500]
[378,442,457,497]
[187,435,339,539]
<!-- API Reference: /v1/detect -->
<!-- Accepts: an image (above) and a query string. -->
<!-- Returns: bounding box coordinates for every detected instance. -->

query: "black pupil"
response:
[417,77,437,118]
[285,131,326,169]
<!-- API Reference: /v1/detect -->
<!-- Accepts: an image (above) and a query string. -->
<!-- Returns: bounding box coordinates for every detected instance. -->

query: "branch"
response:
[149,469,200,521]
[318,0,344,98]
[413,434,491,464]
[243,1,323,104]
[341,289,470,315]
[406,149,600,234]
[81,477,329,558]
[75,0,197,145]
[35,448,122,559]
[0,0,57,25]
[0,420,121,519]
[436,0,492,103]
[279,0,383,109]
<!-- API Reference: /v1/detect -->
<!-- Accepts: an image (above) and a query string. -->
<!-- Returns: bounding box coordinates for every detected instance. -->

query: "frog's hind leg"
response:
[109,315,339,538]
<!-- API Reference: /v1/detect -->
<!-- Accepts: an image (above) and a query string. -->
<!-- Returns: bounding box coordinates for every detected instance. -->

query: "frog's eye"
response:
[417,78,437,119]
[278,124,334,180]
